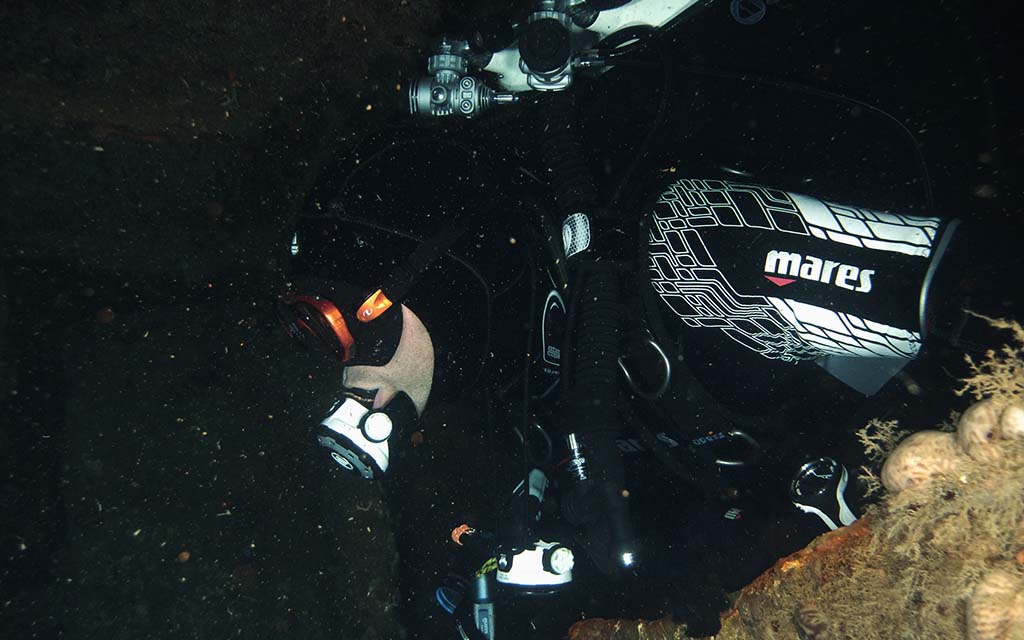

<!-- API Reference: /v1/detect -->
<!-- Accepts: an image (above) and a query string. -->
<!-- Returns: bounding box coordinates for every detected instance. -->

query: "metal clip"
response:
[710,430,761,468]
[617,337,671,400]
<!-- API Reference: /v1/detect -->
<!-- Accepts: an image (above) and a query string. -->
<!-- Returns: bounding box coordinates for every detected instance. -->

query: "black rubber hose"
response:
[567,263,625,493]
[537,82,636,570]
[560,261,637,572]
[539,91,598,216]
[570,265,623,408]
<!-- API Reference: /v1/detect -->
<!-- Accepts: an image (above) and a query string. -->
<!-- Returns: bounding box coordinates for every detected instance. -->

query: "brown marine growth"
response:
[569,317,1024,640]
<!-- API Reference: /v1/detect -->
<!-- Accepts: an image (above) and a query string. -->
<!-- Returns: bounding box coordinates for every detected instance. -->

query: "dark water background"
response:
[2,1,1022,638]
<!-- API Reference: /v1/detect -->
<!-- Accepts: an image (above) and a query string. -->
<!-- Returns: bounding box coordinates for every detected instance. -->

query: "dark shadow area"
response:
[2,1,1022,639]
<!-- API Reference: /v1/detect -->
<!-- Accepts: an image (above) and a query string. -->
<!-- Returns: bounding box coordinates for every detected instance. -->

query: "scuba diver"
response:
[274,1,975,637]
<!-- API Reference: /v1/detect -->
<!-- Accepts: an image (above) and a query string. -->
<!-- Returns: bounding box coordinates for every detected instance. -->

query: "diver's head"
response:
[278,277,434,479]
[342,304,434,415]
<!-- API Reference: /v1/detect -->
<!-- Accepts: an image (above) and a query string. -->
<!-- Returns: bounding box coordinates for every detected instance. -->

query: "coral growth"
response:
[860,318,1024,638]
[968,569,1024,640]
[880,429,962,492]
[856,418,909,496]
[958,312,1024,403]
[794,603,834,640]
[569,317,1024,640]
[957,400,1004,462]
[999,400,1024,440]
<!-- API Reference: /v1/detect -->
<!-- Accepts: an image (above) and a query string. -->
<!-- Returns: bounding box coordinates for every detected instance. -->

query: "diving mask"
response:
[278,279,434,480]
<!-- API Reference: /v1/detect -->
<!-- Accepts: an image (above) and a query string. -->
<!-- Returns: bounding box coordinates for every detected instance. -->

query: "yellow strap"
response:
[475,557,498,577]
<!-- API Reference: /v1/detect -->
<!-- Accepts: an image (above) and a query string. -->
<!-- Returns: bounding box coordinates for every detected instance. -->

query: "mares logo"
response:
[764,250,875,293]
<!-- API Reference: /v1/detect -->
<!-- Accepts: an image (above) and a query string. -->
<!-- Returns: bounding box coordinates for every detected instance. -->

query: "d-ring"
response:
[713,430,762,467]
[618,338,671,400]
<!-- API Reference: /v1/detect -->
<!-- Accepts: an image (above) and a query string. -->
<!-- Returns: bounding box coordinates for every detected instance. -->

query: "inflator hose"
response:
[539,91,598,216]
[538,87,636,572]
[569,264,621,404]
[561,261,637,572]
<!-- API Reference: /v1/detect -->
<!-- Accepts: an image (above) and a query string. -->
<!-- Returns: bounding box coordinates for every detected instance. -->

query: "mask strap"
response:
[360,213,473,322]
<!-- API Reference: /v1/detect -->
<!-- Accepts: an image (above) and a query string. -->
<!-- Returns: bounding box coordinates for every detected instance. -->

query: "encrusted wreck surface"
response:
[570,319,1024,640]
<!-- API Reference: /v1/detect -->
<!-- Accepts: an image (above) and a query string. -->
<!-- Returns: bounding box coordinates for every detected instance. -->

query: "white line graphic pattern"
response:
[648,179,939,361]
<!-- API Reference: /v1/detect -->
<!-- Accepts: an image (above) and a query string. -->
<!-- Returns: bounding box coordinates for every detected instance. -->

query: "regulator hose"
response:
[538,91,598,216]
[567,263,622,403]
[560,260,638,573]
[537,81,636,574]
